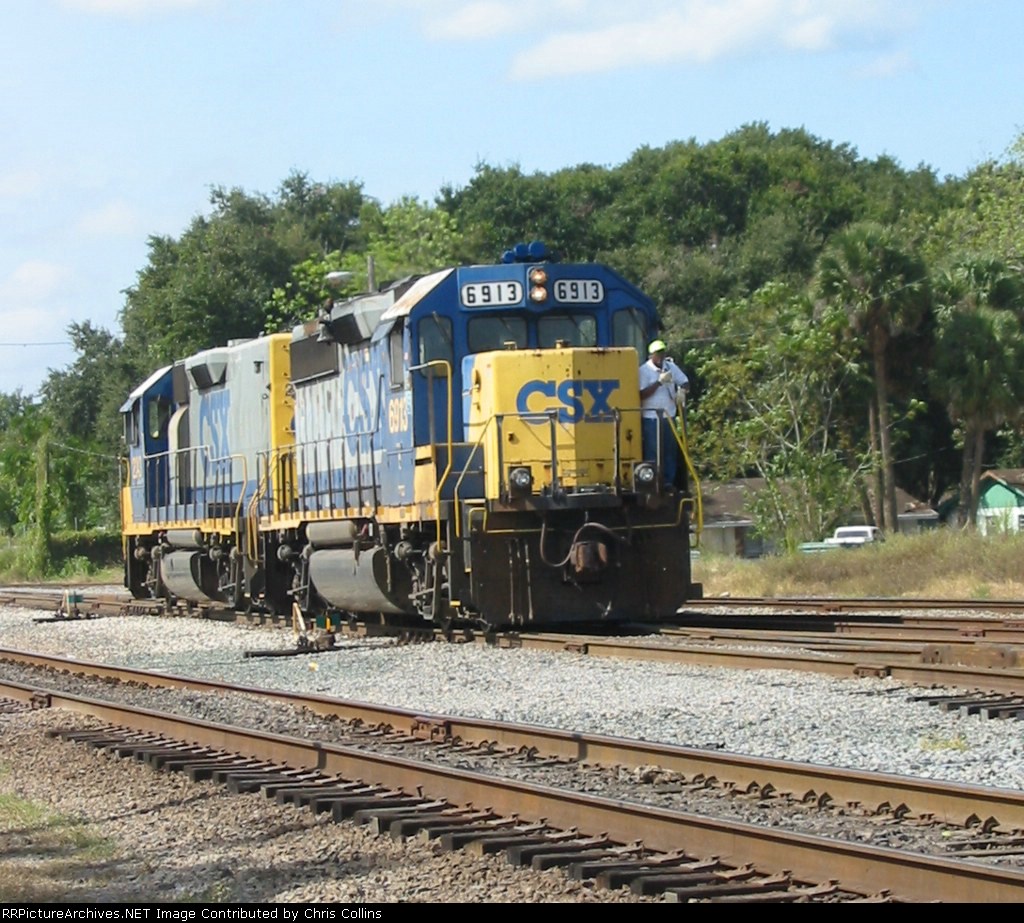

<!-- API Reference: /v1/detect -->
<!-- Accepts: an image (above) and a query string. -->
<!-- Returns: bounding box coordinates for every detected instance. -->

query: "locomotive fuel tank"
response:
[304,520,413,615]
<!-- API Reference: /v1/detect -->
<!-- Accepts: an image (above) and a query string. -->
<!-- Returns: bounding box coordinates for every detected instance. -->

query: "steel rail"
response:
[4,650,1024,832]
[9,587,1024,616]
[664,621,1024,644]
[500,633,1024,693]
[695,596,1024,614]
[9,587,1024,642]
[4,678,1024,902]
[7,588,1024,641]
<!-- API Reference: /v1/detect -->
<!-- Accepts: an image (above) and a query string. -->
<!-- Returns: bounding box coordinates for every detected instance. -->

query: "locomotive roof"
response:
[378,268,452,325]
[119,363,171,413]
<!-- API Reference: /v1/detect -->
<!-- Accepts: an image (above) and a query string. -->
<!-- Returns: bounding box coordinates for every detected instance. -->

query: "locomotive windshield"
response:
[538,314,597,347]
[417,315,453,373]
[612,308,649,361]
[467,315,527,352]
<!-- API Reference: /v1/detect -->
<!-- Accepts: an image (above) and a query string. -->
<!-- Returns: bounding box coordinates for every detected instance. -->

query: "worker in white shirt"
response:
[638,339,689,486]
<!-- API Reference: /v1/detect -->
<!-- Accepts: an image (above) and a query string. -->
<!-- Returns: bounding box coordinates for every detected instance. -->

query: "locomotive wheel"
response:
[125,538,154,600]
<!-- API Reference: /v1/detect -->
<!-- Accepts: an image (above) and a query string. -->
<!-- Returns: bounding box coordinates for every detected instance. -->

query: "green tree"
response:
[694,283,863,549]
[31,432,53,575]
[344,197,462,288]
[263,250,348,333]
[41,322,129,448]
[121,175,367,369]
[928,135,1024,273]
[38,322,135,531]
[263,198,464,332]
[0,395,48,536]
[930,259,1024,526]
[816,223,930,533]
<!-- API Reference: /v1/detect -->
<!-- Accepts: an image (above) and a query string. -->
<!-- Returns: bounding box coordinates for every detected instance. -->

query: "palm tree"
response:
[816,223,930,533]
[931,259,1024,526]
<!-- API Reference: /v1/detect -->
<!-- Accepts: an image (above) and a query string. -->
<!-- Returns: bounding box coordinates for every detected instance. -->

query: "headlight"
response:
[508,466,534,494]
[633,462,657,490]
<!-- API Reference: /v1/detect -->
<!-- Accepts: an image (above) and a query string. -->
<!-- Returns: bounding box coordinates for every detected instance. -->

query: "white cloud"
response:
[856,50,916,79]
[392,0,591,40]
[782,13,836,51]
[423,1,527,40]
[77,200,142,237]
[396,0,910,80]
[0,260,74,305]
[0,170,47,202]
[511,3,785,78]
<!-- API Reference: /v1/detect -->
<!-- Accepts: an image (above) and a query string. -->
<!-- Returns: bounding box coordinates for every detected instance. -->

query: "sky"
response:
[1,0,1021,399]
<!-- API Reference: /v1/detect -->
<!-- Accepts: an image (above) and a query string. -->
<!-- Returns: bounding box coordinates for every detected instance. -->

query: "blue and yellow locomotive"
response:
[120,243,702,629]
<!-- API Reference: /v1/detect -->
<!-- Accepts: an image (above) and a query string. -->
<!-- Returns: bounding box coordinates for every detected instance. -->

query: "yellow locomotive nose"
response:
[464,346,642,501]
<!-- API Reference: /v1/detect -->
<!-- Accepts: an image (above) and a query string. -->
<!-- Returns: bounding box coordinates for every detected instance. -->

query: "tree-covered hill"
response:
[4,124,1023,566]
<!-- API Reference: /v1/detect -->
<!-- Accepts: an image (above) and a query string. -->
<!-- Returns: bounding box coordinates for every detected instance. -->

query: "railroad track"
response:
[694,596,1024,614]
[4,654,1024,900]
[10,586,1024,622]
[9,587,1024,697]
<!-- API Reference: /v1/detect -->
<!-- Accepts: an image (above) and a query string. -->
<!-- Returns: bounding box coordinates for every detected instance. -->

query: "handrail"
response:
[229,454,247,553]
[409,360,452,552]
[246,450,276,562]
[136,446,248,533]
[672,411,703,541]
[118,455,130,533]
[452,405,696,539]
[452,415,494,540]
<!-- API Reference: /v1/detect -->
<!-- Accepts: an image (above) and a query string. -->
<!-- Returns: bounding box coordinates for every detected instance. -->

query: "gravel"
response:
[2,603,1022,791]
[2,709,647,904]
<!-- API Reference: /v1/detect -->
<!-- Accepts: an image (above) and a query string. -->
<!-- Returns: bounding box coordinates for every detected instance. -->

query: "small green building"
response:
[977,470,1024,535]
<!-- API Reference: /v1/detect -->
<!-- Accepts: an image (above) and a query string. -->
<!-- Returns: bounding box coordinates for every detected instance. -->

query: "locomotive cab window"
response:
[146,396,171,441]
[125,405,140,447]
[613,308,649,362]
[388,322,405,390]
[467,315,527,353]
[538,314,597,348]
[416,315,452,376]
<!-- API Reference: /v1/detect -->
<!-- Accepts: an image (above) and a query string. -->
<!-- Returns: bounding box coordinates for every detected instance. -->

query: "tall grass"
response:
[694,529,1024,599]
[0,790,117,902]
[0,537,122,585]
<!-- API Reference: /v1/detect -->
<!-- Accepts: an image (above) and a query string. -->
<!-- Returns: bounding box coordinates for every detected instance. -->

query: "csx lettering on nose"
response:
[515,379,620,423]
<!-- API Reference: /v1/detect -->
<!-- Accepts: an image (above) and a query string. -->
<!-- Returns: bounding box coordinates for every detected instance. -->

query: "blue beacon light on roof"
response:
[502,241,549,264]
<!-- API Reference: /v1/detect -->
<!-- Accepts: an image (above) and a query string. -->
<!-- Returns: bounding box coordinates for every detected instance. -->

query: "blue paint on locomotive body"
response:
[403,262,657,492]
[125,256,660,525]
[282,257,658,518]
[122,365,175,519]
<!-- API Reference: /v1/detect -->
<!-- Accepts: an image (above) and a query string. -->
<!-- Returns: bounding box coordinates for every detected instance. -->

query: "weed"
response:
[693,529,1024,599]
[0,793,118,902]
[919,733,970,752]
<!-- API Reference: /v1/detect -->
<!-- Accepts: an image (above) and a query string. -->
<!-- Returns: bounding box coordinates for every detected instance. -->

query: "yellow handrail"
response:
[672,412,703,543]
[452,415,496,539]
[409,360,453,552]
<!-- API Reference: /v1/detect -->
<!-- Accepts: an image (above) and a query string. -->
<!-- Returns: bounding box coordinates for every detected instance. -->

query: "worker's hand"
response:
[658,369,673,384]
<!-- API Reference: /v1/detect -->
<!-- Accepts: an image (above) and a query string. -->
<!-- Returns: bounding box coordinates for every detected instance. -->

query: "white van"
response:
[823,526,883,547]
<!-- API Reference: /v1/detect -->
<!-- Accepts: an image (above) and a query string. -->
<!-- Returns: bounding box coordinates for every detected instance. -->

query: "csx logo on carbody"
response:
[516,379,621,424]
